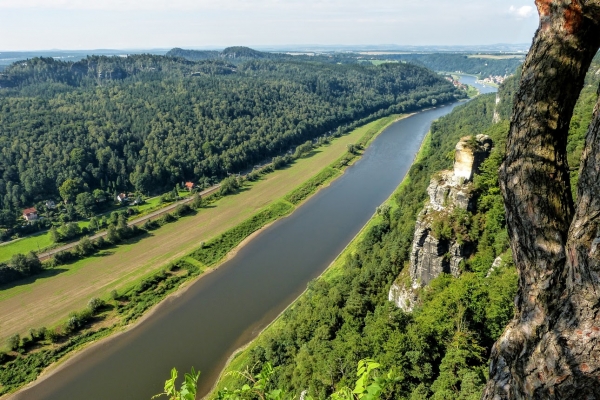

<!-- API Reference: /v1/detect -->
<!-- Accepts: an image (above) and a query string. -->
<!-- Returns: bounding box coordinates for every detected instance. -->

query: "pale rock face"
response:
[389,135,492,313]
[486,255,504,278]
[492,94,501,123]
[453,135,493,181]
[388,282,417,312]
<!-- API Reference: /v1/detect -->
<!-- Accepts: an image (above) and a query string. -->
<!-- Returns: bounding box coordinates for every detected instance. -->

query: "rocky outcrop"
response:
[492,94,501,123]
[389,135,492,312]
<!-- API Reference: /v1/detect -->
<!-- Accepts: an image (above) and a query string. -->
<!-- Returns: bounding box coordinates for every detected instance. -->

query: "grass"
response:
[466,85,479,98]
[0,116,401,346]
[0,232,53,263]
[0,192,191,264]
[134,196,162,213]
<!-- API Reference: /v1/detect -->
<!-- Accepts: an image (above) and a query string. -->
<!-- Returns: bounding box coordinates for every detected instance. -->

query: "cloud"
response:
[509,5,535,19]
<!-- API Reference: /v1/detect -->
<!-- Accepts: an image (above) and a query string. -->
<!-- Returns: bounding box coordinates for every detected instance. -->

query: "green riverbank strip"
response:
[209,132,433,397]
[0,114,402,397]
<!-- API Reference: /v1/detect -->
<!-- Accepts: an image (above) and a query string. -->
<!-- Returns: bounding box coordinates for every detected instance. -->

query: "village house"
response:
[23,207,38,221]
[117,193,129,203]
[185,182,195,191]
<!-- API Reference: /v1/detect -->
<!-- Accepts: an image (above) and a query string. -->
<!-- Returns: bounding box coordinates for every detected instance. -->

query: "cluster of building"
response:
[21,182,198,223]
[477,75,507,85]
[444,77,467,90]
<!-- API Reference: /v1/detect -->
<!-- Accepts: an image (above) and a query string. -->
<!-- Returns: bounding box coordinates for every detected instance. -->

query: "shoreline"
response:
[1,112,410,400]
[206,127,435,399]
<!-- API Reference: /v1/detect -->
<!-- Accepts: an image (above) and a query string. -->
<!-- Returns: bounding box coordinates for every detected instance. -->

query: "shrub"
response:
[106,226,119,244]
[293,140,313,158]
[271,155,289,169]
[220,176,241,196]
[88,297,104,314]
[7,334,20,351]
[94,236,107,249]
[65,313,82,333]
[160,213,177,224]
[45,328,61,343]
[29,327,46,342]
[191,194,204,209]
[75,236,95,257]
[174,204,192,217]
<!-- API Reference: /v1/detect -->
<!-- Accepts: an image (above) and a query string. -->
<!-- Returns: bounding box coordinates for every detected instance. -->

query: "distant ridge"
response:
[167,46,280,61]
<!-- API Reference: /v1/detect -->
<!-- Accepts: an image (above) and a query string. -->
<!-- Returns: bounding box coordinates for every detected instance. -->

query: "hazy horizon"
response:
[0,0,538,51]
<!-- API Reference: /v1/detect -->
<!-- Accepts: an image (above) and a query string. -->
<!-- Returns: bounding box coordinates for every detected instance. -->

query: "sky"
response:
[0,0,539,51]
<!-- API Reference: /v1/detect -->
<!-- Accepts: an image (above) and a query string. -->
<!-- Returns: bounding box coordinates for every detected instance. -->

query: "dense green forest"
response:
[166,47,525,76]
[213,58,598,399]
[0,54,461,231]
[167,46,279,62]
[380,53,523,77]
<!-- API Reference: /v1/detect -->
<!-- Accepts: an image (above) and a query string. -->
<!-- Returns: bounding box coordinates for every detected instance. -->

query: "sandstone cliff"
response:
[389,134,492,312]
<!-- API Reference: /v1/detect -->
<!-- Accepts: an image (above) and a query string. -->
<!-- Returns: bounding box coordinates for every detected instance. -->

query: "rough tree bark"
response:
[482,1,600,399]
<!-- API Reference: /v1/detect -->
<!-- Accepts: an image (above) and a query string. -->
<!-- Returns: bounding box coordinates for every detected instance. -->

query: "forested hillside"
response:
[0,55,461,226]
[167,46,276,61]
[213,57,600,399]
[383,53,523,77]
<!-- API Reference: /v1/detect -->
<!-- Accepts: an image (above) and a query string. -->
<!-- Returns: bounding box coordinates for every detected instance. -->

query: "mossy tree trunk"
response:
[483,1,600,398]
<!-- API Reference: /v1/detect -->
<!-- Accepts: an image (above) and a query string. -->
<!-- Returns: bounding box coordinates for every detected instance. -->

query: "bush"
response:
[110,289,119,300]
[143,219,159,231]
[45,328,61,343]
[191,194,204,209]
[220,176,241,196]
[7,334,20,351]
[271,155,290,169]
[174,204,192,217]
[75,236,95,257]
[106,226,119,244]
[160,213,177,224]
[53,250,76,265]
[88,297,104,314]
[65,313,82,333]
[94,236,107,249]
[293,140,313,158]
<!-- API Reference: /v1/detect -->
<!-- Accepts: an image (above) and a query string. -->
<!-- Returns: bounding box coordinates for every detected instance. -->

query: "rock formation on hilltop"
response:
[389,134,492,312]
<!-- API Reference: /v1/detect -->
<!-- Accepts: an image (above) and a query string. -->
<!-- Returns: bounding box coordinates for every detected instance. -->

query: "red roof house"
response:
[185,182,195,191]
[23,207,38,221]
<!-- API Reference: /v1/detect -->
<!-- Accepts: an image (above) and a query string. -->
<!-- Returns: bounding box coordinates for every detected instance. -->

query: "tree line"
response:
[0,54,462,234]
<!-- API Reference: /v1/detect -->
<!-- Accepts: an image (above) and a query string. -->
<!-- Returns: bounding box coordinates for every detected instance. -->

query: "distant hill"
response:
[221,46,268,59]
[166,46,278,62]
[384,53,524,77]
[165,48,220,61]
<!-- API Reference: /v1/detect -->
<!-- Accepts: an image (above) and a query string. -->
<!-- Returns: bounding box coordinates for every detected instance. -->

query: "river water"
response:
[13,79,495,400]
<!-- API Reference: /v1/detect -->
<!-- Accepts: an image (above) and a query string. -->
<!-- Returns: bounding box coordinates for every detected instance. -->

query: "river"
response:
[12,79,495,400]
[456,74,499,95]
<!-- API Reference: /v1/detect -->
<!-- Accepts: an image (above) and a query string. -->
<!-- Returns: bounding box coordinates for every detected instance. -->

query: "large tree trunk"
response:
[483,1,600,399]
